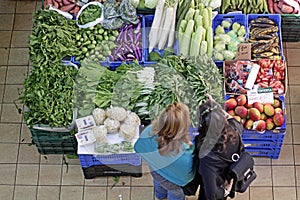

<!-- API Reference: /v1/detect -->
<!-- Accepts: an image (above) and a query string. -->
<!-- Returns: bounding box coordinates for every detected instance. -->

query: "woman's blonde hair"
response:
[152,102,191,156]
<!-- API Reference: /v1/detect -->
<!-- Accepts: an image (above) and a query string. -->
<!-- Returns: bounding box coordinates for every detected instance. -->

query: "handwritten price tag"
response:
[247,87,274,104]
[236,43,251,60]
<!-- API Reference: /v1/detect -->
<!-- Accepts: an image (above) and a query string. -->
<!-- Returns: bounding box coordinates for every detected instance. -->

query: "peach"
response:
[260,113,267,120]
[240,118,246,125]
[225,98,237,111]
[273,113,284,127]
[235,106,248,118]
[266,118,274,130]
[236,95,247,106]
[244,102,253,109]
[275,108,283,115]
[227,110,235,116]
[263,104,275,117]
[253,102,264,113]
[273,98,281,108]
[249,108,261,121]
[244,119,254,129]
[233,115,241,122]
[255,120,266,132]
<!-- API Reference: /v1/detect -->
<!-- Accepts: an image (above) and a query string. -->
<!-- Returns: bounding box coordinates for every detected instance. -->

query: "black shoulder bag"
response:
[219,135,257,193]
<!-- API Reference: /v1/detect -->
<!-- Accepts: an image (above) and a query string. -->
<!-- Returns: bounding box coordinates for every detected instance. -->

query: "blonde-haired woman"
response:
[134,102,196,200]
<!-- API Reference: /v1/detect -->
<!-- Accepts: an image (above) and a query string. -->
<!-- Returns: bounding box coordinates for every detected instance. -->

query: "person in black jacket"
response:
[195,96,244,200]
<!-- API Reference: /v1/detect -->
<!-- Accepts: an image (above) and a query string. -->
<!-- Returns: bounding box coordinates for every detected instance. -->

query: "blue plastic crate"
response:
[243,138,283,149]
[79,153,142,168]
[212,14,247,66]
[143,15,178,62]
[247,14,284,60]
[245,146,281,159]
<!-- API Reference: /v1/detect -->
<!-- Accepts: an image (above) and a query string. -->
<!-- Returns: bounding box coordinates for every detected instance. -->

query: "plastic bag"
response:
[76,1,104,28]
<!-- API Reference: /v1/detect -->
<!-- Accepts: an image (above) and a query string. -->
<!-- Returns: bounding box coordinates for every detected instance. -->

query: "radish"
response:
[148,0,166,53]
[167,0,179,48]
[158,7,174,50]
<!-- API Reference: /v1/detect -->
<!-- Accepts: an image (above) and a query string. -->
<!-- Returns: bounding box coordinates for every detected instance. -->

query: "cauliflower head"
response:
[92,108,107,125]
[106,106,127,122]
[124,111,141,126]
[119,123,138,142]
[92,125,107,144]
[104,118,120,134]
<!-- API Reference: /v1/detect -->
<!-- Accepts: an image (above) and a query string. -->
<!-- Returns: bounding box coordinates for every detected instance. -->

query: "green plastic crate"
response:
[281,14,300,42]
[30,128,77,155]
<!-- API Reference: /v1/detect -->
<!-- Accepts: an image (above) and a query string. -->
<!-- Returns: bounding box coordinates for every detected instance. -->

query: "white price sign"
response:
[247,87,274,104]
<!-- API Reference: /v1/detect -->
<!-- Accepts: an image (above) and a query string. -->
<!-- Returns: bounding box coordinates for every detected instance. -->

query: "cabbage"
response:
[145,0,158,9]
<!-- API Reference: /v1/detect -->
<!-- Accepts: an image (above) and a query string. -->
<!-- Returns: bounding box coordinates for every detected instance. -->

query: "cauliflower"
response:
[92,108,107,125]
[124,111,141,126]
[119,123,138,142]
[104,118,120,134]
[92,125,107,144]
[106,106,127,122]
[145,0,158,9]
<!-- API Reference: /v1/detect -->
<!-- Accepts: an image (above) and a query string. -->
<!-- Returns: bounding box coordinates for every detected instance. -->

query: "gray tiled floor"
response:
[0,0,300,199]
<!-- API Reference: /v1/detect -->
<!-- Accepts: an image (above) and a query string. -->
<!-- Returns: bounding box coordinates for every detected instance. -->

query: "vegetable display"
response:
[90,106,141,154]
[29,9,80,67]
[111,54,224,127]
[21,63,77,128]
[75,24,118,62]
[213,19,246,61]
[109,19,143,61]
[176,1,213,57]
[247,17,281,60]
[148,0,179,52]
[77,3,103,25]
[220,0,269,14]
[43,0,81,16]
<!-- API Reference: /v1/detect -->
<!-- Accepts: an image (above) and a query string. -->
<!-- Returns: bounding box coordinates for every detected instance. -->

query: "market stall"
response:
[21,0,295,178]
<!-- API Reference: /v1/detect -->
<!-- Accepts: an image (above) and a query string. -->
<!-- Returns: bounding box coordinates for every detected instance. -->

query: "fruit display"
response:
[247,16,282,60]
[225,95,285,132]
[224,59,286,95]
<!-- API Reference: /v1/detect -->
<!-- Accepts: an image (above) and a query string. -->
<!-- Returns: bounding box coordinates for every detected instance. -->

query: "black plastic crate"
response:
[82,164,142,179]
[30,128,77,155]
[281,14,300,42]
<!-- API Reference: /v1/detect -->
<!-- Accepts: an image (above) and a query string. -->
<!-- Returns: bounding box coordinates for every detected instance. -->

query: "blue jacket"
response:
[134,125,196,186]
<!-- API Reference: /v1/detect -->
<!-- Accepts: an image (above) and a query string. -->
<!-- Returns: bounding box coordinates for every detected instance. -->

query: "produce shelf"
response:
[281,14,300,42]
